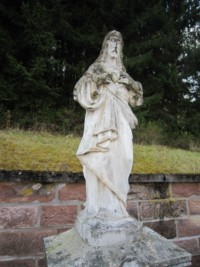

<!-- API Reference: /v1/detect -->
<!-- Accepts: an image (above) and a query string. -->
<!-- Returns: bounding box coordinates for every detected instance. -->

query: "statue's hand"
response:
[119,72,143,95]
[118,72,130,85]
[111,73,120,83]
[118,77,129,85]
[92,73,112,85]
[105,74,113,83]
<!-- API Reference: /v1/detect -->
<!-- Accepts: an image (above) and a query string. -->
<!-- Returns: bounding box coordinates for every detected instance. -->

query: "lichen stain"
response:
[20,188,33,196]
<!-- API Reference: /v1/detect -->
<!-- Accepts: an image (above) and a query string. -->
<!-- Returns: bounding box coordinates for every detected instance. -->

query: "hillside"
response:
[0,130,199,174]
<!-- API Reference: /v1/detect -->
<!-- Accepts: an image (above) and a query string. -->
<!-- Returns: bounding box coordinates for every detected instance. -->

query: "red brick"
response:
[143,220,176,239]
[57,227,71,234]
[192,255,200,267]
[127,201,138,219]
[189,199,200,215]
[59,183,86,201]
[128,183,170,200]
[172,183,200,198]
[0,206,37,228]
[41,205,77,226]
[38,258,47,267]
[0,259,35,267]
[139,202,155,220]
[0,182,56,203]
[173,238,199,254]
[0,229,56,256]
[139,200,187,220]
[177,216,200,237]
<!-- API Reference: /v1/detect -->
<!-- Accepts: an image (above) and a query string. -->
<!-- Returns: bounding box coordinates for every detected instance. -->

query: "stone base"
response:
[44,226,191,267]
[76,212,142,246]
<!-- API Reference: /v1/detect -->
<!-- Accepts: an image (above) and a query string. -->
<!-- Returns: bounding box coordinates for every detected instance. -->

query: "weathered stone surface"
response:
[172,183,200,197]
[56,227,71,234]
[0,182,56,203]
[177,216,200,237]
[74,30,143,224]
[0,259,35,267]
[192,255,200,267]
[127,201,138,219]
[44,227,191,267]
[0,170,84,183]
[0,206,37,228]
[139,200,187,220]
[76,212,142,246]
[59,183,86,201]
[38,258,47,267]
[173,238,199,254]
[128,183,170,200]
[0,229,56,256]
[41,205,77,227]
[0,170,199,183]
[129,174,200,183]
[188,199,200,215]
[143,220,176,239]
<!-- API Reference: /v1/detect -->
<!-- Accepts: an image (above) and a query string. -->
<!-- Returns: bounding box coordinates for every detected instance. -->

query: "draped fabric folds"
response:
[74,64,142,218]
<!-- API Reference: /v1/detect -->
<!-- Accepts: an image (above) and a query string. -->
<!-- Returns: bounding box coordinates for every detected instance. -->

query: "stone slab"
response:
[44,226,191,267]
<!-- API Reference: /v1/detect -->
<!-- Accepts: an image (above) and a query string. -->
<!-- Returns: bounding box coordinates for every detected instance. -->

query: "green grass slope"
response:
[0,130,199,174]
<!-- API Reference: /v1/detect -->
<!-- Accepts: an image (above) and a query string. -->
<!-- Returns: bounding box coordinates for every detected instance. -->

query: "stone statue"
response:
[74,30,143,222]
[44,31,191,266]
[73,30,144,246]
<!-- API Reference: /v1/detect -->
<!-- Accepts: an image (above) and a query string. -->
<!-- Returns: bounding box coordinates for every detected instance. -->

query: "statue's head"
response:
[96,30,125,70]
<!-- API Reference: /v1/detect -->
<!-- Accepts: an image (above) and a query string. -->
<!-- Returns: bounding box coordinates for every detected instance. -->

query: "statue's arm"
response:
[73,67,105,110]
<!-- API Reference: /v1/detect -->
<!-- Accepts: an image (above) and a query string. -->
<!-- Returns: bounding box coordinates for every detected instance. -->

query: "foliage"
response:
[0,0,199,139]
[134,120,200,151]
[134,121,165,145]
[8,107,84,134]
[0,130,200,174]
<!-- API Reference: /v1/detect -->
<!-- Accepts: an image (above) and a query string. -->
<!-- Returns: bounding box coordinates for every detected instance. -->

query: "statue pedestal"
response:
[76,211,142,246]
[44,225,191,267]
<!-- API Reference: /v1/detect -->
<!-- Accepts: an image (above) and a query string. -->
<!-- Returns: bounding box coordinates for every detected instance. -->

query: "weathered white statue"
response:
[74,30,143,218]
[74,30,143,245]
[44,31,191,266]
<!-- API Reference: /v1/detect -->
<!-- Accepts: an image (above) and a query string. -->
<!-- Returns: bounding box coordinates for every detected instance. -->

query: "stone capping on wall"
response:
[0,170,199,183]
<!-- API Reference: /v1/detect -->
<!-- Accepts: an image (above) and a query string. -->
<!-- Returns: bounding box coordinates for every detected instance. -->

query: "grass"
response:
[0,129,200,174]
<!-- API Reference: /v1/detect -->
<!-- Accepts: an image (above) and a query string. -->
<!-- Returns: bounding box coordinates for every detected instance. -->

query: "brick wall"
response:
[0,173,199,267]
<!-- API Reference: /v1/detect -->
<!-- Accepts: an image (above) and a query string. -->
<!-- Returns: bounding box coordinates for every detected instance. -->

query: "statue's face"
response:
[106,36,121,59]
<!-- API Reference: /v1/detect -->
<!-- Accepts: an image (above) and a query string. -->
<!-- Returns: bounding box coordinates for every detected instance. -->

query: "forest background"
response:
[0,0,199,151]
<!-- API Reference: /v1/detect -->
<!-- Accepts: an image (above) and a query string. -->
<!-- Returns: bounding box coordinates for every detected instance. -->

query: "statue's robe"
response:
[74,64,142,218]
